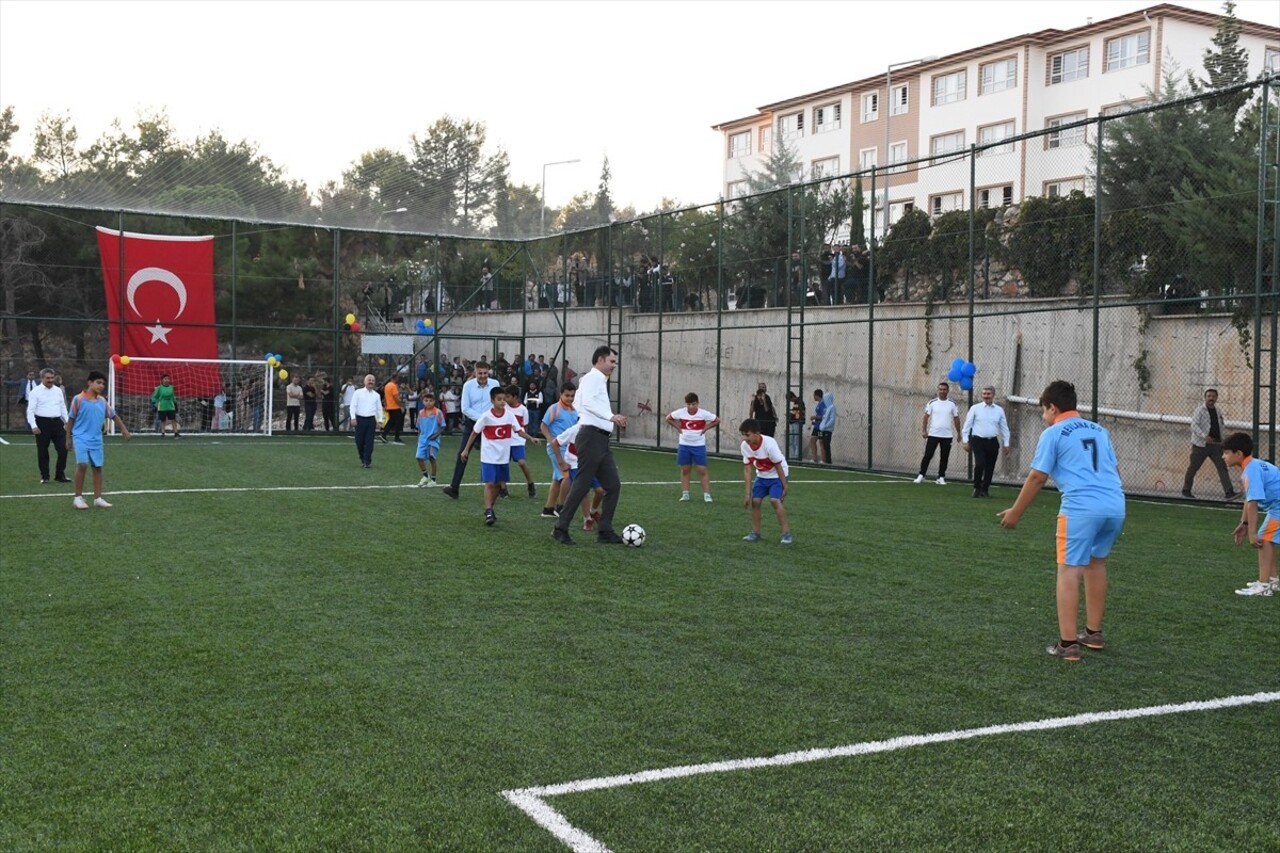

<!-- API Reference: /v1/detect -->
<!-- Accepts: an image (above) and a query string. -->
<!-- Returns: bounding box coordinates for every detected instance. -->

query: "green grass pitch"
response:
[1,434,1277,850]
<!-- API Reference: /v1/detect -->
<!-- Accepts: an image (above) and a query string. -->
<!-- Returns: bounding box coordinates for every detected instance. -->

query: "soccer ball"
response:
[621,524,646,548]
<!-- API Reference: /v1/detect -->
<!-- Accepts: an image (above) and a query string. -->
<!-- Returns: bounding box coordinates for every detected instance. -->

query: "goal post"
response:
[107,357,276,436]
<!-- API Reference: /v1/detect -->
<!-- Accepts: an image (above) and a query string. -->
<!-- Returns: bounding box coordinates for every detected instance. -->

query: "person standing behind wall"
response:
[1182,388,1237,501]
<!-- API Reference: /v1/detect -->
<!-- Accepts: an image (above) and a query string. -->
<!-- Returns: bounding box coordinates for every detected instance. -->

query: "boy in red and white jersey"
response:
[739,418,793,544]
[550,422,605,531]
[460,386,539,525]
[503,384,538,499]
[666,391,720,503]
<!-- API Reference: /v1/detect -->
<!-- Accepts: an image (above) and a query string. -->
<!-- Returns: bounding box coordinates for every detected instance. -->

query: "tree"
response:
[1189,0,1251,119]
[409,116,510,235]
[31,111,82,181]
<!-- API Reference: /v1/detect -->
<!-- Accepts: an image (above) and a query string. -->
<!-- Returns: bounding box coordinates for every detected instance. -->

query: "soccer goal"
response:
[107,357,276,436]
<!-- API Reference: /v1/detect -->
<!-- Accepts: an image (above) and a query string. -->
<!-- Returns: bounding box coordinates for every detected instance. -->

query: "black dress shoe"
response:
[597,530,625,544]
[551,527,574,545]
[441,487,459,499]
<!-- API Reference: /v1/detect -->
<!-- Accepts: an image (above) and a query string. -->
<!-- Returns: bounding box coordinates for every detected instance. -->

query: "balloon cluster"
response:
[263,352,289,381]
[414,317,435,335]
[110,353,132,368]
[948,358,979,391]
[343,312,362,333]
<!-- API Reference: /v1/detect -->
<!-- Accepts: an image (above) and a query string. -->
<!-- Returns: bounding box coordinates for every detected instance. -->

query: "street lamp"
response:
[540,158,581,235]
[882,56,937,240]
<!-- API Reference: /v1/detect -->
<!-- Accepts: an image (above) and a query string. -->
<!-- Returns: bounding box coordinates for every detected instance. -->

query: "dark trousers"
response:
[382,409,404,441]
[970,436,1000,494]
[35,416,68,480]
[1183,443,1233,496]
[818,430,833,463]
[286,406,300,431]
[354,416,376,465]
[919,436,953,478]
[448,418,478,490]
[322,402,336,432]
[554,425,621,534]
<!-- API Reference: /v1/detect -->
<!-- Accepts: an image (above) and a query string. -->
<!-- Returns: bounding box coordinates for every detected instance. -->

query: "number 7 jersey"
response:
[1030,410,1125,517]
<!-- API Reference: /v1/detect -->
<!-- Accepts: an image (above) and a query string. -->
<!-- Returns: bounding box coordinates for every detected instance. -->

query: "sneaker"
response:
[1046,641,1082,661]
[527,482,536,498]
[1077,629,1105,650]
[679,493,690,502]
[40,478,49,484]
[1235,580,1274,597]
[1271,577,1280,592]
[780,532,795,545]
[499,487,510,499]
[551,527,574,545]
[427,478,437,488]
[591,510,602,523]
[418,475,431,487]
[484,509,496,526]
[913,474,925,484]
[936,477,947,485]
[393,439,405,445]
[742,531,762,542]
[704,493,713,503]
[93,497,112,509]
[441,487,459,499]
[583,518,596,532]
[540,507,558,518]
[73,496,89,510]
[173,434,181,440]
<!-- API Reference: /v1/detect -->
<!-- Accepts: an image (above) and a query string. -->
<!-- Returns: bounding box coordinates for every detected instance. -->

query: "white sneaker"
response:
[704,493,713,503]
[913,474,925,484]
[1271,576,1279,592]
[936,477,947,485]
[1235,580,1274,597]
[93,497,112,508]
[427,478,437,488]
[679,493,690,502]
[73,496,89,510]
[418,475,430,487]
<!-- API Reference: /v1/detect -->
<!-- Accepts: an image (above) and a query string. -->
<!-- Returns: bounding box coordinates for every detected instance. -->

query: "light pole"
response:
[882,56,937,239]
[540,158,581,236]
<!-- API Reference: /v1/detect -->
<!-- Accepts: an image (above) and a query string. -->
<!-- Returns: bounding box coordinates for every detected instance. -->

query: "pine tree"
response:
[1190,0,1251,119]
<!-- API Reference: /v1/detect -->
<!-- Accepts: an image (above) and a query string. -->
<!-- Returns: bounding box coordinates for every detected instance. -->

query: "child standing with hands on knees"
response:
[1221,431,1280,597]
[739,418,793,544]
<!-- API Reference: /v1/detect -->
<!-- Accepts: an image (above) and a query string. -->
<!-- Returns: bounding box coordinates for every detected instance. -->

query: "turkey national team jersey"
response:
[555,423,582,469]
[741,434,788,479]
[1030,411,1125,517]
[671,407,717,447]
[507,401,529,447]
[1241,455,1280,516]
[472,408,519,464]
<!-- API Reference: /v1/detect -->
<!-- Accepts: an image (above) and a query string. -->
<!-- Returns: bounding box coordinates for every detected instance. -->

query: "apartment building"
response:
[713,3,1280,236]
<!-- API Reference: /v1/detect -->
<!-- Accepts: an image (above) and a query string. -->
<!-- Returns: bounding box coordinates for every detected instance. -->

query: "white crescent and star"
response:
[126,266,187,345]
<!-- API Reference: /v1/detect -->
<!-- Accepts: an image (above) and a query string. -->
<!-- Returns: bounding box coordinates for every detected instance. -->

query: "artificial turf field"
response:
[2,433,1277,851]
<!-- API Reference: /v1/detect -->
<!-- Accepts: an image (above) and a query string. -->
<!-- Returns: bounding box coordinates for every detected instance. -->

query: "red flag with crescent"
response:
[97,227,222,394]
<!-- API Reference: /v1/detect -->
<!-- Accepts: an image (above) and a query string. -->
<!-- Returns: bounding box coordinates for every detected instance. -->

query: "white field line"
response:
[502,691,1280,853]
[0,435,9,445]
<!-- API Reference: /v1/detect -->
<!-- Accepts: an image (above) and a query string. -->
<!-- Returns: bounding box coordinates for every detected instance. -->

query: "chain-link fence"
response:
[3,79,1278,498]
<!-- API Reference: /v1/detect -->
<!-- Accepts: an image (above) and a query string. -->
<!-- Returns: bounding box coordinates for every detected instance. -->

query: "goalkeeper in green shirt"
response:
[151,374,182,439]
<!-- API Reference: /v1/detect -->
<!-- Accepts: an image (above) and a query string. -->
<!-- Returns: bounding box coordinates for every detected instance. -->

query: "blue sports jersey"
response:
[1241,456,1280,516]
[69,392,112,444]
[541,401,578,438]
[1029,411,1125,517]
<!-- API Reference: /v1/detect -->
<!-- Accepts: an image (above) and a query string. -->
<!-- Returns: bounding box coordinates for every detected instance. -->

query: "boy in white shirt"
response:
[666,392,720,503]
[740,418,793,544]
[503,383,538,499]
[460,386,539,525]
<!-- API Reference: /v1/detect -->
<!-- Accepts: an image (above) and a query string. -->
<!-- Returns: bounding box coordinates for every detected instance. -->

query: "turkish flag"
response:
[97,227,222,395]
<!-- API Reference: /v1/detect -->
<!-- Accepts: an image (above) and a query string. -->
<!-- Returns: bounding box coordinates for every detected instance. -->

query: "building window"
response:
[1105,31,1150,72]
[888,141,908,173]
[1048,46,1089,85]
[814,102,842,133]
[1045,178,1086,197]
[888,200,915,226]
[980,58,1017,94]
[1100,100,1146,117]
[858,148,877,173]
[978,121,1015,155]
[778,111,804,140]
[932,70,967,105]
[758,126,772,153]
[889,83,909,116]
[861,91,879,122]
[726,180,749,200]
[1266,47,1280,73]
[728,131,751,159]
[812,157,840,179]
[978,185,1014,209]
[1046,112,1087,149]
[929,130,966,162]
[930,192,963,217]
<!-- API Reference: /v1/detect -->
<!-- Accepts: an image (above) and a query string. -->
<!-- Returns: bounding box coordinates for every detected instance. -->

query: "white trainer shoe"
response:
[1235,580,1274,597]
[679,493,690,502]
[418,475,430,487]
[704,493,713,503]
[913,474,925,484]
[93,497,112,508]
[73,496,89,510]
[936,477,947,485]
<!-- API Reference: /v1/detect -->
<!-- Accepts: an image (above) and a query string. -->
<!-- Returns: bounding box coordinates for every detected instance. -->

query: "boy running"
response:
[666,392,720,503]
[740,418,793,544]
[1222,431,1280,597]
[460,386,539,525]
[505,383,538,499]
[999,380,1126,661]
[67,370,132,509]
[415,391,445,487]
[539,382,578,518]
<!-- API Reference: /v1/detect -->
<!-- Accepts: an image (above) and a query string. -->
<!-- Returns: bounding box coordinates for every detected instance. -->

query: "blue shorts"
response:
[752,476,784,501]
[416,437,439,461]
[510,445,526,462]
[1056,514,1125,566]
[74,443,104,468]
[548,445,568,481]
[481,462,510,484]
[569,468,602,489]
[677,445,708,467]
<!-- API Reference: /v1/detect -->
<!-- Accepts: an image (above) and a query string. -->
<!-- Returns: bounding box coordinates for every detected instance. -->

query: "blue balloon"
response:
[961,361,977,377]
[423,326,435,336]
[947,368,963,382]
[415,319,427,332]
[960,376,974,391]
[951,357,965,371]
[263,353,272,362]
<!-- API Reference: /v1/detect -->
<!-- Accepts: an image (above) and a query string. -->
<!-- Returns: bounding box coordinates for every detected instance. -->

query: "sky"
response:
[2,0,1277,213]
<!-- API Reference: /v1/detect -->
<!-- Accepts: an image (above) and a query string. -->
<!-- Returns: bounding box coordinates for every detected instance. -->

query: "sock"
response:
[1060,639,1077,648]
[1085,627,1100,635]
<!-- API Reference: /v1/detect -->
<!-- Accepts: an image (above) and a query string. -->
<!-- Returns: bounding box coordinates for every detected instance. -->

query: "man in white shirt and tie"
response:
[961,385,1011,498]
[27,368,71,483]
[552,346,627,545]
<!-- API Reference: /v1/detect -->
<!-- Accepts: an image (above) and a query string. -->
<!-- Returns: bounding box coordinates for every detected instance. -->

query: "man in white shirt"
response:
[349,374,385,468]
[27,368,71,483]
[915,381,962,485]
[553,346,628,545]
[961,385,1011,498]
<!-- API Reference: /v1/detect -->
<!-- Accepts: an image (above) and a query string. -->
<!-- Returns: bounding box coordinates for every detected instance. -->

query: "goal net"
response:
[107,357,276,435]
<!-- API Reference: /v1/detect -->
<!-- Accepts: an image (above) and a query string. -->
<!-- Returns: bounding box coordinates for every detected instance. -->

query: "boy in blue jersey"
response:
[539,382,578,518]
[1221,431,1280,597]
[415,391,445,487]
[66,371,132,509]
[999,381,1125,661]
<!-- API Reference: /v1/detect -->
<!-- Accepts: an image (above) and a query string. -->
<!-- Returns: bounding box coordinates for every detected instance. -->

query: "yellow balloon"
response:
[377,358,386,366]
[268,357,278,367]
[423,318,433,328]
[119,355,131,366]
[345,312,356,325]
[278,369,289,380]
